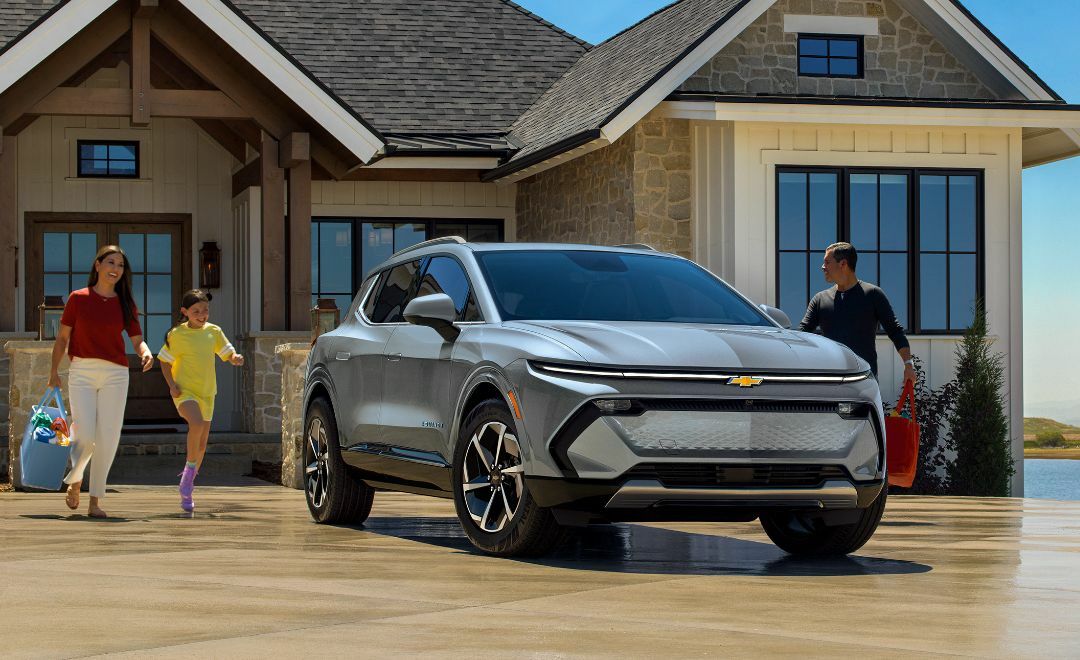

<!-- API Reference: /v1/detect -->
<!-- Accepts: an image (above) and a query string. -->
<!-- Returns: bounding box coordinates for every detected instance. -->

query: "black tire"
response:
[452,399,568,557]
[760,485,887,556]
[304,397,374,524]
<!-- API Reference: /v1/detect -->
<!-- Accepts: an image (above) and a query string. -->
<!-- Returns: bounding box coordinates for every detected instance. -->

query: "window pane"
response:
[849,173,878,251]
[370,260,421,323]
[131,274,145,311]
[146,315,172,355]
[879,253,908,329]
[394,223,426,252]
[809,251,827,299]
[147,274,171,314]
[146,234,171,272]
[72,233,98,270]
[363,272,384,319]
[109,160,136,176]
[860,253,878,287]
[920,254,947,330]
[44,233,69,272]
[829,39,858,57]
[778,172,807,250]
[71,273,89,292]
[879,174,908,250]
[799,57,828,75]
[949,254,976,329]
[417,256,472,318]
[949,176,977,252]
[319,222,352,294]
[45,274,69,299]
[119,234,144,272]
[310,224,320,295]
[467,224,501,242]
[432,223,467,239]
[809,173,837,250]
[779,253,808,326]
[920,175,947,251]
[109,144,136,160]
[800,38,828,56]
[361,223,394,275]
[79,144,96,160]
[829,58,858,76]
[82,160,108,176]
[332,294,352,315]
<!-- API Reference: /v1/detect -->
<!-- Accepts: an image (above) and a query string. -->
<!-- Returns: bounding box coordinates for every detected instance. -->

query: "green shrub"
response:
[889,356,957,495]
[1034,431,1067,448]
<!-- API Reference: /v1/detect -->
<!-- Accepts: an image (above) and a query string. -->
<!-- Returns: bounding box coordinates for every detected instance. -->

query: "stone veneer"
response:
[238,331,309,434]
[277,343,310,490]
[680,0,998,100]
[5,341,71,488]
[516,117,693,257]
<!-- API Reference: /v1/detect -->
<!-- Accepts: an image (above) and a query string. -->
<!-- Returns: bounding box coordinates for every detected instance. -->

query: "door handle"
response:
[386,353,402,362]
[335,352,351,361]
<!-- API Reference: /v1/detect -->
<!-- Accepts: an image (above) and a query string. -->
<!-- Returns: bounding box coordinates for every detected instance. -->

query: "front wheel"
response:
[760,486,887,556]
[304,397,374,524]
[452,399,567,557]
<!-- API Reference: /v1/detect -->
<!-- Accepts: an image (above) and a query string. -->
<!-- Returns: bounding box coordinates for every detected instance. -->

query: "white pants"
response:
[63,358,129,499]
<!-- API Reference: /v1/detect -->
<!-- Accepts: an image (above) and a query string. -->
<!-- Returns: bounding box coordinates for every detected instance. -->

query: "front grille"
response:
[642,399,860,415]
[624,463,849,488]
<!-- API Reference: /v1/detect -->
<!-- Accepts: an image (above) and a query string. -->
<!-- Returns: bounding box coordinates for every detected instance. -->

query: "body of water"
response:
[1024,459,1080,500]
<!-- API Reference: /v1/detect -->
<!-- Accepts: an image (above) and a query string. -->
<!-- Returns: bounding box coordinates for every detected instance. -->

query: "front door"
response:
[27,213,192,425]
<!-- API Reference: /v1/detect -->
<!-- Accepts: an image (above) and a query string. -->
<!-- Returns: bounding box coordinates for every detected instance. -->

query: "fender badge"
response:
[728,376,764,388]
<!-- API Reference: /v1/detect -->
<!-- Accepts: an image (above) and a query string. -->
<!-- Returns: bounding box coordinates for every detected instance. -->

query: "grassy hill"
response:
[1024,417,1080,436]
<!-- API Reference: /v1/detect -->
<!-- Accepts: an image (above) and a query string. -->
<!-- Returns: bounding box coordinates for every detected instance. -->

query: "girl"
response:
[49,245,154,519]
[157,289,243,512]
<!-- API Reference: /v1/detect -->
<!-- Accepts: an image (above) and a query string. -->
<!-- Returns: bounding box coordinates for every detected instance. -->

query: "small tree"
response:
[889,356,957,495]
[946,301,1014,496]
[1034,431,1066,448]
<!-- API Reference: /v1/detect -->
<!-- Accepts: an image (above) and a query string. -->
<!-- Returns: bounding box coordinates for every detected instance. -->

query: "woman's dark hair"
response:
[87,245,138,329]
[164,289,213,348]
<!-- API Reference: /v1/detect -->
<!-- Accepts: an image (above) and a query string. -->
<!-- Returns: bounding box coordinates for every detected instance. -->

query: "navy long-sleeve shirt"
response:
[798,281,909,375]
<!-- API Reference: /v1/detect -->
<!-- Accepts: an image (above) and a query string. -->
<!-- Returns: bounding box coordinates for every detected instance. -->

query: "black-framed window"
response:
[776,167,982,335]
[797,35,863,78]
[77,140,139,178]
[311,218,503,313]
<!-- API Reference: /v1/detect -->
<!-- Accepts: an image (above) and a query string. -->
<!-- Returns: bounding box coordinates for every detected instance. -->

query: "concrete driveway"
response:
[2,487,1078,658]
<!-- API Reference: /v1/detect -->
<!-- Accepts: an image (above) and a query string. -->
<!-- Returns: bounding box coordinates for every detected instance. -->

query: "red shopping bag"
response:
[885,380,919,488]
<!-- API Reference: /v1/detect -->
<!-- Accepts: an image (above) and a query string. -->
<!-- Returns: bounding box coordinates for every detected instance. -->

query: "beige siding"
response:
[693,120,1025,491]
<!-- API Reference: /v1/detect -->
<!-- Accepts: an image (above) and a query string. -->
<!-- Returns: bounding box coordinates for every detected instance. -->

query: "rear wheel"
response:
[304,397,374,524]
[452,399,567,557]
[760,486,887,556]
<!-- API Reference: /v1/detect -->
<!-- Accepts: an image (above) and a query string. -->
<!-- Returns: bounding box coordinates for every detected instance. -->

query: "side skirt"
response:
[342,443,453,497]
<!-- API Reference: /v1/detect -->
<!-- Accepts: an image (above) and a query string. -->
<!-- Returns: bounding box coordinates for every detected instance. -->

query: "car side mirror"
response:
[759,304,792,329]
[404,293,461,342]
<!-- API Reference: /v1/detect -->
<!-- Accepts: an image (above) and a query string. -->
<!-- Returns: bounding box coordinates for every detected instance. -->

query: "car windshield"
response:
[475,250,772,325]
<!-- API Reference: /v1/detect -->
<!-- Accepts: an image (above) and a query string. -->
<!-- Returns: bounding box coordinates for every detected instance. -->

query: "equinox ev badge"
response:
[728,376,764,388]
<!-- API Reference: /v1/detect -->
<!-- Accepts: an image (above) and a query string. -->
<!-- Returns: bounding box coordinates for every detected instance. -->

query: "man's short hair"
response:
[826,242,858,271]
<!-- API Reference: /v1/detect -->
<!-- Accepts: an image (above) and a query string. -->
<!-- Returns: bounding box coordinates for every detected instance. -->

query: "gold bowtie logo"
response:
[728,376,764,388]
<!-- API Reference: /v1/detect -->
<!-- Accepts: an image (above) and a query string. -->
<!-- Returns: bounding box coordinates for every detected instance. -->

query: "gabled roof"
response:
[0,1,58,54]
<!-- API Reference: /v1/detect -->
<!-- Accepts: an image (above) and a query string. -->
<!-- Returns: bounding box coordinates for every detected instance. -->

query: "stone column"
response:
[237,331,309,434]
[276,343,311,489]
[5,340,70,488]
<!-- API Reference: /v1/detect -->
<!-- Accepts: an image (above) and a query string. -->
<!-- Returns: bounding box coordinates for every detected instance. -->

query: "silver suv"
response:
[303,239,887,557]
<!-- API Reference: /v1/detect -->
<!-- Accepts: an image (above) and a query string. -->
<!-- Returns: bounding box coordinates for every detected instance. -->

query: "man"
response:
[799,242,915,386]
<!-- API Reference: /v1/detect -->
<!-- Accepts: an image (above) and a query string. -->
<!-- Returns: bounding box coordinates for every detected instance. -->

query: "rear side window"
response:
[415,256,482,322]
[359,272,384,320]
[369,260,421,323]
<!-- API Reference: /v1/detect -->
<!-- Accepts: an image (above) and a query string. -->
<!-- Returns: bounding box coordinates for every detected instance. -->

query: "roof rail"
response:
[390,236,466,259]
[613,243,657,251]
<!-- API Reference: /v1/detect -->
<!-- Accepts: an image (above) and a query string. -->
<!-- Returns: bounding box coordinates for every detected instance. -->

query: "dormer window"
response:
[797,34,862,78]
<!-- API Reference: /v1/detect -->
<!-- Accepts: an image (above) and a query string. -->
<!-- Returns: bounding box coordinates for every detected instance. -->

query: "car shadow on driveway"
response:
[359,516,932,577]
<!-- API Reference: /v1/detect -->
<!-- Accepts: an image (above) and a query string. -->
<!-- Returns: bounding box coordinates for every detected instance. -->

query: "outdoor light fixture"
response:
[310,298,340,343]
[38,296,65,341]
[199,241,221,289]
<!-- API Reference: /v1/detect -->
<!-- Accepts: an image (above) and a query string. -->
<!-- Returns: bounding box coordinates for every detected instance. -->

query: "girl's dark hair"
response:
[87,246,138,328]
[164,289,213,348]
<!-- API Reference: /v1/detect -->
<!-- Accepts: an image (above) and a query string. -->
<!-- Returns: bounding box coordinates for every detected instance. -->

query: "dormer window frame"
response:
[797,33,864,79]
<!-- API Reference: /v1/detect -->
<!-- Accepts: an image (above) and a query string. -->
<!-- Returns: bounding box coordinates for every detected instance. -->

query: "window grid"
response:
[917,174,981,332]
[797,34,863,79]
[77,140,139,179]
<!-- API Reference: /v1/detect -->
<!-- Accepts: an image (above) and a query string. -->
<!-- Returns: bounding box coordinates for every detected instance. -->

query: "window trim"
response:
[797,34,864,79]
[774,165,985,336]
[76,139,140,179]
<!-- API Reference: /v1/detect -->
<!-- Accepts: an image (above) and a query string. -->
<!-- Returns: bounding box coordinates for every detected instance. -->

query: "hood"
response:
[506,321,867,373]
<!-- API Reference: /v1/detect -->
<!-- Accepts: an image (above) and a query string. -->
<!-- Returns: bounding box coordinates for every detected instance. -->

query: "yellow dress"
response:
[157,322,235,421]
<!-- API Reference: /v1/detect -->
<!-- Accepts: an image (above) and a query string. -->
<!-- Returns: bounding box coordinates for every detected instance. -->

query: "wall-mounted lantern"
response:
[38,296,65,341]
[310,298,340,343]
[199,241,221,289]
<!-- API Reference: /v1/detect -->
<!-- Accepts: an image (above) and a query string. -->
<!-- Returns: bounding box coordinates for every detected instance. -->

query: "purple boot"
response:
[179,465,197,512]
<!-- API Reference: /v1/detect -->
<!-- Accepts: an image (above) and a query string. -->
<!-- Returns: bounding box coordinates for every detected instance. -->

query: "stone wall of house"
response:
[239,332,309,435]
[516,118,694,258]
[680,0,998,100]
[277,343,310,490]
[6,341,70,488]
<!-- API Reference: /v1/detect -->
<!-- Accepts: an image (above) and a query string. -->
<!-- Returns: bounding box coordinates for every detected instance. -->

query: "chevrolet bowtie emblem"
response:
[728,376,764,388]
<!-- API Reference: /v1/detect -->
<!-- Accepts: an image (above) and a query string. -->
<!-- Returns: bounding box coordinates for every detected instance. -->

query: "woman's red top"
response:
[60,288,143,367]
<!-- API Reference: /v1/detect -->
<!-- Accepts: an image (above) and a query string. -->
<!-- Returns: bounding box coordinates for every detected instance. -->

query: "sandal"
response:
[64,482,80,510]
[88,505,107,519]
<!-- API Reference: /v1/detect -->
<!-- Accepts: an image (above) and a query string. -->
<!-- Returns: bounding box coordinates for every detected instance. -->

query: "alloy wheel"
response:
[461,421,524,533]
[305,417,330,509]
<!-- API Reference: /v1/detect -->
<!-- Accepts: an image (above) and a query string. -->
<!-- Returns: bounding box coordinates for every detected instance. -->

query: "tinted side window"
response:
[416,256,480,321]
[359,272,383,320]
[370,260,421,323]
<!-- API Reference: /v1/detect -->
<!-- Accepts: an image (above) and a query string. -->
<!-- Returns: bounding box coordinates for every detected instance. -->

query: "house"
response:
[2,0,1077,492]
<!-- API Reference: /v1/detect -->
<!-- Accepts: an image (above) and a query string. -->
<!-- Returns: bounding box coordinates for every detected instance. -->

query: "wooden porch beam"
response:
[280,132,310,169]
[261,132,287,330]
[135,0,158,19]
[132,14,152,125]
[2,116,39,137]
[288,159,312,330]
[0,135,17,331]
[232,157,260,197]
[310,141,349,180]
[29,87,252,120]
[0,3,130,128]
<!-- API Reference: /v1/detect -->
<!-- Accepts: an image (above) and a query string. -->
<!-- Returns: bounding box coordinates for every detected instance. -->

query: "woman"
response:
[48,245,154,518]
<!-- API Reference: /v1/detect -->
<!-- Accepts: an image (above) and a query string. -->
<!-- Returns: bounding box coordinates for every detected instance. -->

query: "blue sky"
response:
[516,0,1080,412]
